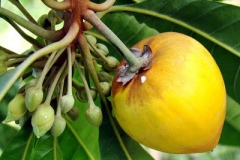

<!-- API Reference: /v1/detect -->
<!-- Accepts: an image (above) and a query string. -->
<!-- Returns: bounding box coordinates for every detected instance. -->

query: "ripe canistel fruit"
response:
[111,32,226,154]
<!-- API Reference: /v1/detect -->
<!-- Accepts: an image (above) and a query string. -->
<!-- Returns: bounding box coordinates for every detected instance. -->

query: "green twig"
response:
[45,62,66,104]
[6,18,44,48]
[9,0,38,25]
[0,22,79,101]
[0,7,64,41]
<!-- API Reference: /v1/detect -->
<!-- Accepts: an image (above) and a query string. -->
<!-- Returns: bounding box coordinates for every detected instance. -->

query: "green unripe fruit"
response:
[60,95,74,113]
[31,103,55,138]
[75,87,97,103]
[85,35,97,46]
[85,105,103,127]
[25,87,43,112]
[0,50,8,61]
[25,79,37,90]
[2,94,27,123]
[97,71,113,83]
[66,106,80,121]
[103,56,119,71]
[100,82,111,97]
[51,116,66,137]
[95,43,109,56]
[0,61,7,75]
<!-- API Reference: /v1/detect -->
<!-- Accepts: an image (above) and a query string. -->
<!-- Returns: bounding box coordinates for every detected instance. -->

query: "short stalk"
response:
[57,80,64,116]
[75,61,95,107]
[45,62,66,104]
[84,10,142,73]
[36,51,57,88]
[36,48,66,88]
[67,47,73,96]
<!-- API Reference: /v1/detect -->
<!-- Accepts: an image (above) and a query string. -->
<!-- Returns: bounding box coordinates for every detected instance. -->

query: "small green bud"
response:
[0,50,8,61]
[25,87,43,112]
[25,79,37,90]
[85,35,97,46]
[75,87,97,103]
[97,71,113,83]
[51,116,66,137]
[66,106,80,121]
[0,61,7,75]
[103,56,119,71]
[31,103,55,138]
[85,105,103,127]
[60,95,74,113]
[2,94,27,123]
[100,82,111,97]
[95,43,109,56]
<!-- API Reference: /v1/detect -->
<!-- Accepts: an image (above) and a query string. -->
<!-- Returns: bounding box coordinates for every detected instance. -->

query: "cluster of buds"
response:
[1,12,117,137]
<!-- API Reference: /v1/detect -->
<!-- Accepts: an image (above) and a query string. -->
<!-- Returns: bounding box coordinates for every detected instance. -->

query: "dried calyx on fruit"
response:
[117,45,152,85]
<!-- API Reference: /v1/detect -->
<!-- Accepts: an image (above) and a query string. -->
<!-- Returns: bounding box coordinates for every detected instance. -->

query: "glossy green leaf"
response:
[99,100,154,160]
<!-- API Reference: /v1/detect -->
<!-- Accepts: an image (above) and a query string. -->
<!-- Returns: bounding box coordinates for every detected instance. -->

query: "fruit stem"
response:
[88,0,116,12]
[67,47,73,96]
[45,62,66,104]
[84,10,142,73]
[41,0,71,11]
[75,61,95,107]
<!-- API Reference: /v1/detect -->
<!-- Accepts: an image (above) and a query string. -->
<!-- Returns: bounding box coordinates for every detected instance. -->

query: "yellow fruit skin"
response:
[111,32,226,154]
